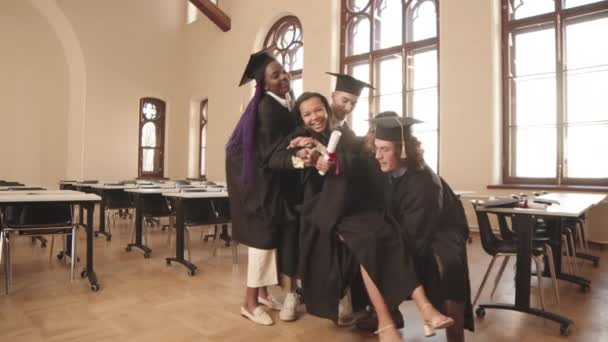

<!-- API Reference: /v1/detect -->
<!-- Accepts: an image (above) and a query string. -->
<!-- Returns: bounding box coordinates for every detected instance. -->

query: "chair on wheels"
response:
[1,203,77,294]
[130,193,173,246]
[471,201,559,311]
[104,189,134,231]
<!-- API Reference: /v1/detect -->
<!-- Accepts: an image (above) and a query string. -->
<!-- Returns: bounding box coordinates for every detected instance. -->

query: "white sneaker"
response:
[241,306,274,326]
[258,295,282,311]
[279,292,299,321]
[337,290,355,326]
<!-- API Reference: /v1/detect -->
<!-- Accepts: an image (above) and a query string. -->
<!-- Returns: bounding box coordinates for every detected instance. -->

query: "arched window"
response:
[501,0,608,187]
[340,0,440,172]
[138,97,166,178]
[199,99,208,178]
[264,16,304,98]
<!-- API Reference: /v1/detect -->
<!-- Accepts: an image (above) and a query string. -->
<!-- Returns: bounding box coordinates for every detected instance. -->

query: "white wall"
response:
[0,0,69,188]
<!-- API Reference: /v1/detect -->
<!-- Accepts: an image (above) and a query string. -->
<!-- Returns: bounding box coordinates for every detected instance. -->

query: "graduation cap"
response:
[326,72,373,96]
[371,111,422,159]
[239,50,278,86]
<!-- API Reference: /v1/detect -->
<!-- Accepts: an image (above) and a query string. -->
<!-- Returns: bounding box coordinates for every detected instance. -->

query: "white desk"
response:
[0,190,80,195]
[537,193,607,207]
[126,188,181,194]
[162,191,230,275]
[0,192,101,291]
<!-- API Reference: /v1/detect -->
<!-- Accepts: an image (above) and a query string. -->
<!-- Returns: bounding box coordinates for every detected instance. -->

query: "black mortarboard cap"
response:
[371,111,422,158]
[326,72,373,96]
[239,50,277,86]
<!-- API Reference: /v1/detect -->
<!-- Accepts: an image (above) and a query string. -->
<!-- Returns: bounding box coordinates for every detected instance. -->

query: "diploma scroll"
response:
[319,130,342,176]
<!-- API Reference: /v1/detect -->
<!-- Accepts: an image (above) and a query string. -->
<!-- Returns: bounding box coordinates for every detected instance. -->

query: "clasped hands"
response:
[289,136,334,173]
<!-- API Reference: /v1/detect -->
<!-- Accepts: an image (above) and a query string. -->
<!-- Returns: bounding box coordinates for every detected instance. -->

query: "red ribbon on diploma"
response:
[327,152,340,176]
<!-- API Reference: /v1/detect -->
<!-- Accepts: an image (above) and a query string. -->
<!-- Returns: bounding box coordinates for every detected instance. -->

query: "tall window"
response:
[199,99,208,178]
[264,16,304,98]
[502,0,608,186]
[138,97,166,178]
[340,0,440,172]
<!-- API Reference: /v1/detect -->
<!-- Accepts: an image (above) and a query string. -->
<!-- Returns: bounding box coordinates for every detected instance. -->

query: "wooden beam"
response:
[189,0,231,32]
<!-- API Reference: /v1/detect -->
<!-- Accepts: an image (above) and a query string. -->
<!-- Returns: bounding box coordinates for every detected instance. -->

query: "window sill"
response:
[487,184,608,193]
[136,177,169,181]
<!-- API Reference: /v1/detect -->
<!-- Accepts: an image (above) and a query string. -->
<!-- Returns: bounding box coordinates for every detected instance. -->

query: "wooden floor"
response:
[1,217,607,342]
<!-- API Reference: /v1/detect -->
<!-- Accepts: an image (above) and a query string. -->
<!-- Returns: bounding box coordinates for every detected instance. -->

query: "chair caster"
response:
[580,284,590,293]
[57,252,65,260]
[91,284,100,292]
[166,259,171,266]
[188,269,196,276]
[106,236,111,242]
[144,252,151,259]
[94,232,99,237]
[475,307,486,319]
[81,270,88,278]
[126,246,132,252]
[560,324,571,336]
[41,243,47,248]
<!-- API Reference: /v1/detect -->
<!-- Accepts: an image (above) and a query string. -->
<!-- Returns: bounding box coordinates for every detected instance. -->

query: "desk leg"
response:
[126,193,152,258]
[477,214,573,336]
[95,193,111,241]
[80,202,99,291]
[166,198,197,275]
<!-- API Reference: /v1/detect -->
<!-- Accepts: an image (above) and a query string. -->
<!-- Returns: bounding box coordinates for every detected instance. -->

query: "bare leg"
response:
[244,287,260,313]
[360,266,402,342]
[411,286,454,337]
[445,300,465,342]
[258,286,269,300]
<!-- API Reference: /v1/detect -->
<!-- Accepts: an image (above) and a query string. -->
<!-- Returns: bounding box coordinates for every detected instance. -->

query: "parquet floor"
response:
[1,216,607,341]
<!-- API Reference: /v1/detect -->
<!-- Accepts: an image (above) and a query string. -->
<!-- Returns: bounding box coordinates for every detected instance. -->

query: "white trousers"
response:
[246,247,278,288]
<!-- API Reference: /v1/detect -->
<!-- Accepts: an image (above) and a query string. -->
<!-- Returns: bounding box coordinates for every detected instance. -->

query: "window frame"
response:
[199,99,208,179]
[501,0,608,187]
[137,97,166,179]
[263,15,304,92]
[339,0,441,172]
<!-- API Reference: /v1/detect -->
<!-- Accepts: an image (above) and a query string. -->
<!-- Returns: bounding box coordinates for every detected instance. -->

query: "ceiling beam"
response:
[189,0,231,32]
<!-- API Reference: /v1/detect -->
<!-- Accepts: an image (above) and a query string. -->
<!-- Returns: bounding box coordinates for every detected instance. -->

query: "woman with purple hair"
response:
[226,50,301,326]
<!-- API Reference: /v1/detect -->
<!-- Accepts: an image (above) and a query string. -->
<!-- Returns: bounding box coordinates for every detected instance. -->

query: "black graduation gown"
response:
[225,94,299,253]
[387,165,474,331]
[283,127,419,321]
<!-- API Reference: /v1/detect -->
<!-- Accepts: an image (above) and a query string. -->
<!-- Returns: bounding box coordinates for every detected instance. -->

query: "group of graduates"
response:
[225,50,474,342]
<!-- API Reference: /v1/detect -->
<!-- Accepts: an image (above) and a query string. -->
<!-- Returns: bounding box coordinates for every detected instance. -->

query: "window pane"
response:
[565,124,608,178]
[285,43,304,72]
[375,0,402,49]
[405,0,437,43]
[407,48,437,90]
[141,122,157,147]
[512,75,557,126]
[406,88,438,129]
[142,149,161,173]
[347,16,371,56]
[508,0,554,20]
[566,67,608,124]
[142,102,158,120]
[513,26,556,76]
[565,16,608,70]
[375,54,403,114]
[349,62,371,136]
[200,148,206,176]
[413,130,438,173]
[512,127,557,177]
[347,0,371,12]
[291,76,303,99]
[564,0,605,9]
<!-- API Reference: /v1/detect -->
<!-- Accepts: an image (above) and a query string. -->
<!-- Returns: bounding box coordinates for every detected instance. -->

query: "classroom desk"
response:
[124,188,180,258]
[474,193,604,336]
[162,191,229,275]
[0,192,102,291]
[89,184,138,241]
[537,193,605,267]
